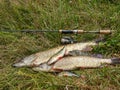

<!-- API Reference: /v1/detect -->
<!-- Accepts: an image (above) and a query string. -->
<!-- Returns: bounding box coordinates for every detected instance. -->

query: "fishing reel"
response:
[60,36,77,44]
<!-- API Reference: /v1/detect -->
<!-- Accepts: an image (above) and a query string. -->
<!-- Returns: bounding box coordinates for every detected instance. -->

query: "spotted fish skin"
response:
[13,41,97,67]
[52,56,120,71]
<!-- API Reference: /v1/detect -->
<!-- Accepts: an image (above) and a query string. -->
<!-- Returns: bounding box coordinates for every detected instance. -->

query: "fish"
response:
[13,41,97,67]
[52,56,120,71]
[32,56,120,72]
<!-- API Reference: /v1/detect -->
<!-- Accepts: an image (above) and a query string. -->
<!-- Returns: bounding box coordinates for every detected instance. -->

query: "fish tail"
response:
[101,58,120,64]
[111,58,120,64]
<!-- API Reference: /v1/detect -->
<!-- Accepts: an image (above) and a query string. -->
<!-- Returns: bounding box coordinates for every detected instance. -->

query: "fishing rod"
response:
[1,29,114,44]
[0,29,113,34]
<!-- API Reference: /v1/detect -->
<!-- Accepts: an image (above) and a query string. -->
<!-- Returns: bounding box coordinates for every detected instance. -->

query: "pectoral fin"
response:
[47,46,66,65]
[57,71,80,77]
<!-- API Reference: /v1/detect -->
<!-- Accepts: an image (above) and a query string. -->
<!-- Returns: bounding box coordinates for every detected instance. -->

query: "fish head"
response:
[32,63,52,72]
[13,54,37,67]
[12,61,26,67]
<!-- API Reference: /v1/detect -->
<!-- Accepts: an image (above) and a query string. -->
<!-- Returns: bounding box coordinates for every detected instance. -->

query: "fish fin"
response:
[47,46,66,65]
[56,46,66,55]
[111,58,120,64]
[58,71,80,77]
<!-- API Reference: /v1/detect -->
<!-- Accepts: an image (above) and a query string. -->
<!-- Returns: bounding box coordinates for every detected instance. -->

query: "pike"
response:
[13,41,97,67]
[32,56,120,72]
[52,56,120,71]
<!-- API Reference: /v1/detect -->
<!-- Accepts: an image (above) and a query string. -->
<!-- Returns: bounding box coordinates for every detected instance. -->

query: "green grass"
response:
[0,0,120,90]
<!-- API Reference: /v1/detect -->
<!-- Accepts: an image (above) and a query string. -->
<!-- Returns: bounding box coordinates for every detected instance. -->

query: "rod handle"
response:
[99,30,112,34]
[59,30,84,34]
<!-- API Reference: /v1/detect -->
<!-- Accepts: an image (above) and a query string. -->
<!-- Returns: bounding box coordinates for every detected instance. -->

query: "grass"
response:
[0,0,120,90]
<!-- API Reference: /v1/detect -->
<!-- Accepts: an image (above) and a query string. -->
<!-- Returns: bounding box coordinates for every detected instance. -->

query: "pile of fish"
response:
[13,40,120,77]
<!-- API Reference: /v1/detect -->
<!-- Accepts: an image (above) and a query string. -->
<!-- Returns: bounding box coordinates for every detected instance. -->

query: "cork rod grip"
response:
[99,30,112,34]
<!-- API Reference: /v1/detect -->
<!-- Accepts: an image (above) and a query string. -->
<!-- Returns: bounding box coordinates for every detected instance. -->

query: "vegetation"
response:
[0,0,120,90]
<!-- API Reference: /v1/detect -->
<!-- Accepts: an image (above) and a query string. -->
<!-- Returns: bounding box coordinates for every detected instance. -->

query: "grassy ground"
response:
[0,0,120,90]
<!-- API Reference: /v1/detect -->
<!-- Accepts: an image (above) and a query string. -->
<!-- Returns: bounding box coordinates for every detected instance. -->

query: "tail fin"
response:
[111,58,120,64]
